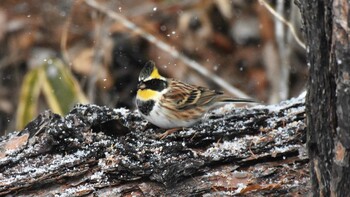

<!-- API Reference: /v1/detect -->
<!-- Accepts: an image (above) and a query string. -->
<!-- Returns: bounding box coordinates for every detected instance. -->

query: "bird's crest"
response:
[139,61,162,82]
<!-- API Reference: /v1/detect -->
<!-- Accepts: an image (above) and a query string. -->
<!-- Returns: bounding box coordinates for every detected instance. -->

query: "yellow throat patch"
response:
[137,89,160,100]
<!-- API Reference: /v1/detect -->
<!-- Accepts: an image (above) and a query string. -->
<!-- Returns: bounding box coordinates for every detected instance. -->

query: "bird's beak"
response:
[137,82,146,90]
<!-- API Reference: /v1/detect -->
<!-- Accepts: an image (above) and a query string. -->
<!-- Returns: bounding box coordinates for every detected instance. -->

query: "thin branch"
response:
[258,0,306,50]
[60,0,84,67]
[84,0,252,99]
[275,0,290,101]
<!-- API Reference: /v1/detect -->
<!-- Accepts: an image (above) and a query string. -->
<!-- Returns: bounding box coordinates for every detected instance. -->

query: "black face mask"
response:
[138,79,168,92]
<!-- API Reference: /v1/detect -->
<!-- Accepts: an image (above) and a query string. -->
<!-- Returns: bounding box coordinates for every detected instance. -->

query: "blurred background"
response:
[0,0,307,136]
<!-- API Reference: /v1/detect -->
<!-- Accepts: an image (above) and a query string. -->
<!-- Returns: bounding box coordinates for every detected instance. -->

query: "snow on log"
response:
[0,95,309,196]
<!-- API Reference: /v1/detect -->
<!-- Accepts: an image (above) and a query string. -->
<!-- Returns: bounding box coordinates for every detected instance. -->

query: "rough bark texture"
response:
[299,0,350,196]
[0,97,308,196]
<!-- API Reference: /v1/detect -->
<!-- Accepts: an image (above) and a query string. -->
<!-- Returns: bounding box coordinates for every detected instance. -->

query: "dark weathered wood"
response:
[331,0,350,194]
[0,97,308,196]
[299,0,350,196]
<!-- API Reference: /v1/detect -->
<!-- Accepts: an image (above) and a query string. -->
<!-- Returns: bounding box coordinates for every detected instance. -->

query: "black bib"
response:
[137,99,155,116]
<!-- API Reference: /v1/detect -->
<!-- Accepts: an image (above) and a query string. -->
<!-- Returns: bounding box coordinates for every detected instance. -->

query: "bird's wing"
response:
[164,80,221,110]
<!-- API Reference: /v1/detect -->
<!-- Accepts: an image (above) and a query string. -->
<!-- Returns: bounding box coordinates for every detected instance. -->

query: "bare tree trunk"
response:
[299,0,350,196]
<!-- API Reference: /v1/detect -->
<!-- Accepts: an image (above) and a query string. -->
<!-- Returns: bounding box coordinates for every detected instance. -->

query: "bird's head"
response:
[137,61,168,100]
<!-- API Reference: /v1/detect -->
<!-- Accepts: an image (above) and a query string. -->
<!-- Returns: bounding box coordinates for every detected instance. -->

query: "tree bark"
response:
[299,0,350,196]
[0,97,308,196]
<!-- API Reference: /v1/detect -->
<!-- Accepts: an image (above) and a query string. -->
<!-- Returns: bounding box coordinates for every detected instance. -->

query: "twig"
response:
[84,0,252,99]
[60,0,84,67]
[258,0,306,50]
[275,0,290,101]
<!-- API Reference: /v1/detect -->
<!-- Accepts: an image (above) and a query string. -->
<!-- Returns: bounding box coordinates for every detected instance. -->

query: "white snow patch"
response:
[113,107,129,116]
[202,140,246,160]
[90,171,104,181]
[273,145,294,153]
[298,91,306,99]
[211,103,235,114]
[235,183,247,193]
[74,149,87,157]
[204,191,237,196]
[337,59,342,64]
[253,94,305,113]
[179,128,197,136]
[271,144,301,156]
[66,120,72,128]
[2,149,91,186]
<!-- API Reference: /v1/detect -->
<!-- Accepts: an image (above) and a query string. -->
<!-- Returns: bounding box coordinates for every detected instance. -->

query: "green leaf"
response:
[16,58,88,130]
[41,59,88,115]
[16,68,43,130]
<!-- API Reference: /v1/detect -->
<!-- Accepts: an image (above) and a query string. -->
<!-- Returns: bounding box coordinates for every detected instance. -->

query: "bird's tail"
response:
[217,96,258,104]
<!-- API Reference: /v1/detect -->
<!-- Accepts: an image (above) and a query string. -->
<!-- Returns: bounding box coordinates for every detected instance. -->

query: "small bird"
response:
[136,61,256,138]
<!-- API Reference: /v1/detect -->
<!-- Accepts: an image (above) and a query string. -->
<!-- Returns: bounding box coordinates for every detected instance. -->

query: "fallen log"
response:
[0,95,309,196]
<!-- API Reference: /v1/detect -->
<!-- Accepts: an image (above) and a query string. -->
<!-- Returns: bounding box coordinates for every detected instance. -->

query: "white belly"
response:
[141,103,199,128]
